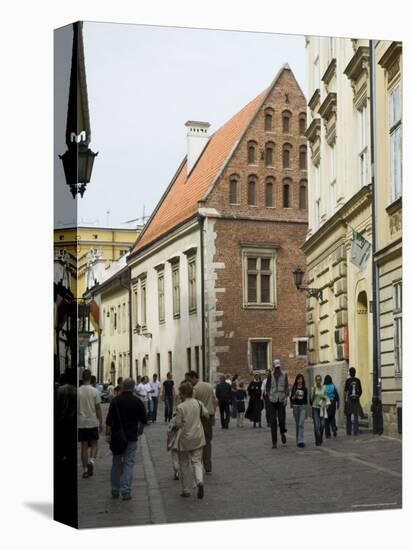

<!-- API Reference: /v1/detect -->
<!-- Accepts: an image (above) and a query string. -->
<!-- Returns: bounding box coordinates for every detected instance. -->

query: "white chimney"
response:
[185,120,210,174]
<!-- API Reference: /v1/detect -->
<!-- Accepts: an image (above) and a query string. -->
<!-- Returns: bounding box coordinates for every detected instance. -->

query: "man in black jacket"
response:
[264,359,289,448]
[215,375,233,429]
[106,378,147,500]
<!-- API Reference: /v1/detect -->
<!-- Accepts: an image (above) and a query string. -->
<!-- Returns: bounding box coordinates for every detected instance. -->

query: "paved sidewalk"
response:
[78,404,402,529]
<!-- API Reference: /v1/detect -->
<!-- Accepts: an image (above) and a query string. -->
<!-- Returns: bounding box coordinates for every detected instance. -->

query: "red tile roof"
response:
[132,86,270,254]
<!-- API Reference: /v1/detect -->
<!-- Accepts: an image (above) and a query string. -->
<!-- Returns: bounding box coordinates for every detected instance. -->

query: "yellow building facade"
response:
[303,37,374,423]
[54,225,141,298]
[374,41,402,434]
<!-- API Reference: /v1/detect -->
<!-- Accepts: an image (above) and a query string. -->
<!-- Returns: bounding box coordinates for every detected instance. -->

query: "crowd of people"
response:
[76,362,363,502]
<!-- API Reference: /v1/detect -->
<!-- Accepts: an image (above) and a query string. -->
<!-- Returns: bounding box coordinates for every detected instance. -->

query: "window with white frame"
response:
[330,144,337,214]
[172,262,180,318]
[242,248,277,308]
[358,104,368,187]
[314,164,321,228]
[393,281,402,376]
[188,255,197,313]
[157,269,165,323]
[294,337,308,357]
[389,84,402,201]
[140,276,147,329]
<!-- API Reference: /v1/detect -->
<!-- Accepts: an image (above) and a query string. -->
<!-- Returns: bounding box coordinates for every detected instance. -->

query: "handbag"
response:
[109,401,128,455]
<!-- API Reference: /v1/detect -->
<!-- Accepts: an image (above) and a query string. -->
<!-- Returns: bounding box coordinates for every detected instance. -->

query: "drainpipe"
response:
[369,39,384,435]
[198,214,208,382]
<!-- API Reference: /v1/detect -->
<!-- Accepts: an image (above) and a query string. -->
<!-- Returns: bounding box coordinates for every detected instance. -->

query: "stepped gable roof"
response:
[131,65,293,255]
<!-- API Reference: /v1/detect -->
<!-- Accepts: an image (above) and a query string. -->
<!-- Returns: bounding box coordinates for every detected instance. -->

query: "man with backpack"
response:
[344,367,363,436]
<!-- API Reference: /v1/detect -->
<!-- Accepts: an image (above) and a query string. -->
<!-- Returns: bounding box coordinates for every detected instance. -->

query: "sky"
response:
[56,22,307,228]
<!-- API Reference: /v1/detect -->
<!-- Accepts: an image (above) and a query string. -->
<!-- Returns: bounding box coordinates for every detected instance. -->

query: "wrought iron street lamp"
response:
[292,267,323,301]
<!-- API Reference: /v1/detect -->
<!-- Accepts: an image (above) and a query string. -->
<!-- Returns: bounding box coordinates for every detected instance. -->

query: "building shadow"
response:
[24,502,53,519]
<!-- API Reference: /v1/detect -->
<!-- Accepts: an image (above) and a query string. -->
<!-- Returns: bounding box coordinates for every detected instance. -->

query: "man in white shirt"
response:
[136,376,151,419]
[78,369,103,478]
[150,374,161,423]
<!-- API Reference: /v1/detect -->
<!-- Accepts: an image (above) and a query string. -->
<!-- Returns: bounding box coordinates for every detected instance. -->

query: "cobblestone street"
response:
[78,404,402,529]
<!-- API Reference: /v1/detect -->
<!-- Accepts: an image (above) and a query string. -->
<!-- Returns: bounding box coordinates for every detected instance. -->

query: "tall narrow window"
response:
[247,141,257,164]
[390,84,402,201]
[188,255,197,313]
[248,177,257,206]
[132,284,138,330]
[229,175,239,204]
[140,276,147,328]
[171,261,180,318]
[282,111,291,133]
[283,144,292,168]
[358,104,368,187]
[264,111,273,131]
[265,179,274,207]
[186,348,192,370]
[168,351,173,374]
[265,142,274,166]
[283,180,291,208]
[299,145,307,170]
[299,181,307,210]
[157,353,161,377]
[195,346,200,376]
[299,114,306,135]
[314,164,321,227]
[157,270,165,323]
[329,144,337,214]
[393,281,402,376]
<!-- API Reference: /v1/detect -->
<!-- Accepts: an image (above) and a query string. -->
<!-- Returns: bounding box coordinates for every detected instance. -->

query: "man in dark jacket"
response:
[215,375,233,429]
[106,377,147,500]
[264,359,289,448]
[344,367,363,435]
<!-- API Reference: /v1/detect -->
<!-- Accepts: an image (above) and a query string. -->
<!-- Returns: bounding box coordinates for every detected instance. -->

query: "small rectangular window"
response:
[188,256,197,313]
[251,341,269,371]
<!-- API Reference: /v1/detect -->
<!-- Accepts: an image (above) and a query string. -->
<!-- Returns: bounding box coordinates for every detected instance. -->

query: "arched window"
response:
[265,178,274,207]
[247,141,257,164]
[299,145,307,170]
[299,180,307,209]
[283,178,292,208]
[299,113,306,135]
[283,143,292,169]
[229,175,240,204]
[248,176,257,206]
[264,108,274,131]
[265,142,275,167]
[282,110,291,133]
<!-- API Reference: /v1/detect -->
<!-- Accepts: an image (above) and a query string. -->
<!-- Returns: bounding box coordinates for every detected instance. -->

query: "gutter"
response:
[198,213,207,382]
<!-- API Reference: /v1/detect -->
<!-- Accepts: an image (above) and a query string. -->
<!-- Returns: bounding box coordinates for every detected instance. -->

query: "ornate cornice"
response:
[308,88,320,111]
[305,117,321,143]
[321,58,336,86]
[343,46,370,82]
[378,41,402,70]
[318,92,337,120]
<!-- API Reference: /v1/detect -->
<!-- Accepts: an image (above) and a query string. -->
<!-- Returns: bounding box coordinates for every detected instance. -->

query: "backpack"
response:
[348,379,360,400]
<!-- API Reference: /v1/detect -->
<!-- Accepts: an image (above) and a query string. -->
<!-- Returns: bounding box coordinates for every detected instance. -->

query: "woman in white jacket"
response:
[173,382,209,498]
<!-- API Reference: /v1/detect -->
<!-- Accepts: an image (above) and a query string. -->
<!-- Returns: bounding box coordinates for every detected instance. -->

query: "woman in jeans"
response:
[323,374,340,438]
[310,374,327,446]
[290,374,308,448]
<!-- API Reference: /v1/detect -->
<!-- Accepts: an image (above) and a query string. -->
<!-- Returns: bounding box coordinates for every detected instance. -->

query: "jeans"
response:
[219,401,231,428]
[312,407,324,445]
[111,440,138,495]
[164,396,173,422]
[151,396,158,422]
[267,400,286,445]
[346,414,359,435]
[293,404,306,444]
[325,400,337,437]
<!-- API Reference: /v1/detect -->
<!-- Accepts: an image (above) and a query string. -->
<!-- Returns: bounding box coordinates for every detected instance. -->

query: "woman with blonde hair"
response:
[173,382,209,498]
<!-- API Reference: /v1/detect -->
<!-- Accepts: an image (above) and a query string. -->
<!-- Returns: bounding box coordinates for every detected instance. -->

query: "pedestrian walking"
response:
[245,373,263,428]
[324,374,340,438]
[105,378,147,500]
[136,376,150,419]
[344,367,363,436]
[235,382,247,427]
[261,371,270,427]
[162,372,175,423]
[310,374,327,446]
[265,359,289,449]
[188,371,217,474]
[77,369,103,479]
[114,377,123,397]
[290,373,308,448]
[173,382,209,499]
[166,413,180,480]
[216,375,233,429]
[107,381,115,402]
[143,376,154,422]
[150,373,161,423]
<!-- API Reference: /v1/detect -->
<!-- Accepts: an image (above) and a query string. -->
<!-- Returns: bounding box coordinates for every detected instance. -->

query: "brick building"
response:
[128,64,308,383]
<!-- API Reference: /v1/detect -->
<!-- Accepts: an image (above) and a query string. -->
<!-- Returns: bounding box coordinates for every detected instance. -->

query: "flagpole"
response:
[97,329,102,383]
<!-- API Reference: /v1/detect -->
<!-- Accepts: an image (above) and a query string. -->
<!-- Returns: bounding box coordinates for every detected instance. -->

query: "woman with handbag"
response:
[173,382,209,499]
[323,374,340,438]
[310,374,328,446]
